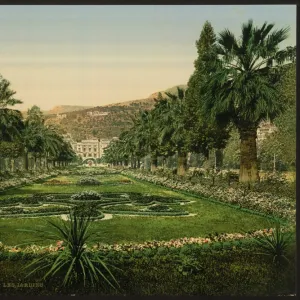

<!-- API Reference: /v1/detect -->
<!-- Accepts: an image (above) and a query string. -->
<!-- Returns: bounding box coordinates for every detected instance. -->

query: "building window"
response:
[94,153,96,157]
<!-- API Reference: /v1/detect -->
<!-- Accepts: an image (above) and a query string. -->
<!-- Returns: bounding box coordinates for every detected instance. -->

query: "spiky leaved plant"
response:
[252,222,294,266]
[22,206,119,290]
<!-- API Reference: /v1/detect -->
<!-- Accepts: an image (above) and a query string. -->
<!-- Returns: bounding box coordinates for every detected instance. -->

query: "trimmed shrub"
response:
[71,191,101,200]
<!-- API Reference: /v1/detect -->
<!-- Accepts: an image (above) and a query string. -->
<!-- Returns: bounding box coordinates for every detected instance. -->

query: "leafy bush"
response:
[71,191,101,200]
[76,177,101,185]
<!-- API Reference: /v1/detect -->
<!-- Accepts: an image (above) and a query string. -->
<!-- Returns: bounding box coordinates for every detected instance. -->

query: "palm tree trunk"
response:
[33,157,37,171]
[137,158,141,169]
[10,158,15,173]
[177,150,187,176]
[24,151,29,171]
[162,157,167,169]
[239,127,259,183]
[4,158,9,172]
[45,156,49,170]
[150,155,158,172]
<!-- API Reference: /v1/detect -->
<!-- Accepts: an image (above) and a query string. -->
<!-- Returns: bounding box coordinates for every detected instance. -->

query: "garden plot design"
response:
[0,192,192,220]
[0,171,279,247]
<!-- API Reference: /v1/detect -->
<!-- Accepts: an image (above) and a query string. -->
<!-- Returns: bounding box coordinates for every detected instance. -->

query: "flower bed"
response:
[71,191,101,200]
[0,225,293,255]
[71,168,120,176]
[0,170,72,193]
[43,179,72,185]
[122,171,295,224]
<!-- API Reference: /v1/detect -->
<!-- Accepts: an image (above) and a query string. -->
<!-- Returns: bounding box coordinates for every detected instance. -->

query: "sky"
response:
[0,5,296,111]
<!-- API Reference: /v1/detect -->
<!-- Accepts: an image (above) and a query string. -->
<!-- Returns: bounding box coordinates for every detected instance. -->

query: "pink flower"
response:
[56,240,64,247]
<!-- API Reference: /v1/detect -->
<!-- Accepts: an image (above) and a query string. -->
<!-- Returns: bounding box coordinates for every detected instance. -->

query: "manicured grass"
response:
[0,171,275,246]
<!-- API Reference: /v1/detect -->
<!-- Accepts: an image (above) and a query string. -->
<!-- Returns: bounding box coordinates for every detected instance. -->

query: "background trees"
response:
[0,75,76,173]
[102,20,295,186]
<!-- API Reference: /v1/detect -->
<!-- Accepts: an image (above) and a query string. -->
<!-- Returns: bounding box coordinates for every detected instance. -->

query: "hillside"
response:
[44,85,187,141]
[44,105,94,115]
[149,84,188,99]
[21,105,93,118]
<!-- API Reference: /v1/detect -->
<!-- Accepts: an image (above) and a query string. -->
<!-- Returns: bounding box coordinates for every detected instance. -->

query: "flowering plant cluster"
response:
[1,226,293,255]
[122,171,295,224]
[71,190,102,200]
[0,170,70,192]
[72,168,120,176]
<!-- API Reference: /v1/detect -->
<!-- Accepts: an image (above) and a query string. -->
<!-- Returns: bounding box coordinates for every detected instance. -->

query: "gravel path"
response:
[60,213,113,221]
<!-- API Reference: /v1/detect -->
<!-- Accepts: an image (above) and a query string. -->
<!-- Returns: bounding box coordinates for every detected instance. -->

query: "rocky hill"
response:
[44,85,187,141]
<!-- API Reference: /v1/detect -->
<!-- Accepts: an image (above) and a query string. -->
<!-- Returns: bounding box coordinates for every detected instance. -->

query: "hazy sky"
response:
[0,5,296,111]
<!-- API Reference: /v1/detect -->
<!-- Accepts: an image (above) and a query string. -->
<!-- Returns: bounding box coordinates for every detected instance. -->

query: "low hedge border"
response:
[0,211,70,218]
[0,210,105,219]
[101,210,189,216]
[124,172,289,225]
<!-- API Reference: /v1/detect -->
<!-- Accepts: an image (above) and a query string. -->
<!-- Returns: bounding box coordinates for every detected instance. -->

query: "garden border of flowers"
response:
[122,170,295,225]
[0,224,294,258]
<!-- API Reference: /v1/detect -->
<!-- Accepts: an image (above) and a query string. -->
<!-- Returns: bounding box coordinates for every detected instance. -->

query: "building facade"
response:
[63,134,117,160]
[257,120,277,145]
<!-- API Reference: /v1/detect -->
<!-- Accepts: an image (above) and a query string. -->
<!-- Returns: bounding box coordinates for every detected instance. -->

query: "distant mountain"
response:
[149,84,188,99]
[44,85,187,141]
[44,105,94,115]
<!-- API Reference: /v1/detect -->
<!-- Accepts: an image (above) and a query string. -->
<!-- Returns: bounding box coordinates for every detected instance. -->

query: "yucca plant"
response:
[21,207,119,290]
[252,223,294,266]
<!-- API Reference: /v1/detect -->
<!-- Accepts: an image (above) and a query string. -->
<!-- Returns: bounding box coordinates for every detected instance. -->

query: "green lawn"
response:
[0,171,275,246]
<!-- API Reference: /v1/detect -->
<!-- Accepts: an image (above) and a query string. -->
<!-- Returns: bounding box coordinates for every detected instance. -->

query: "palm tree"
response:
[157,88,189,176]
[134,110,161,172]
[0,75,23,142]
[201,20,292,183]
[19,121,44,171]
[40,125,65,169]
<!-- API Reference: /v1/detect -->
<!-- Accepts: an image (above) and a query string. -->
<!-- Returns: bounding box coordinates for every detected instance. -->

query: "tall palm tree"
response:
[0,75,23,142]
[19,121,44,171]
[134,110,161,172]
[157,87,189,176]
[202,20,292,183]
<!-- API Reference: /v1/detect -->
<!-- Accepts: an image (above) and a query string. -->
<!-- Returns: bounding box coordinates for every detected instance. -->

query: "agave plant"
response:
[22,207,119,290]
[252,223,294,266]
